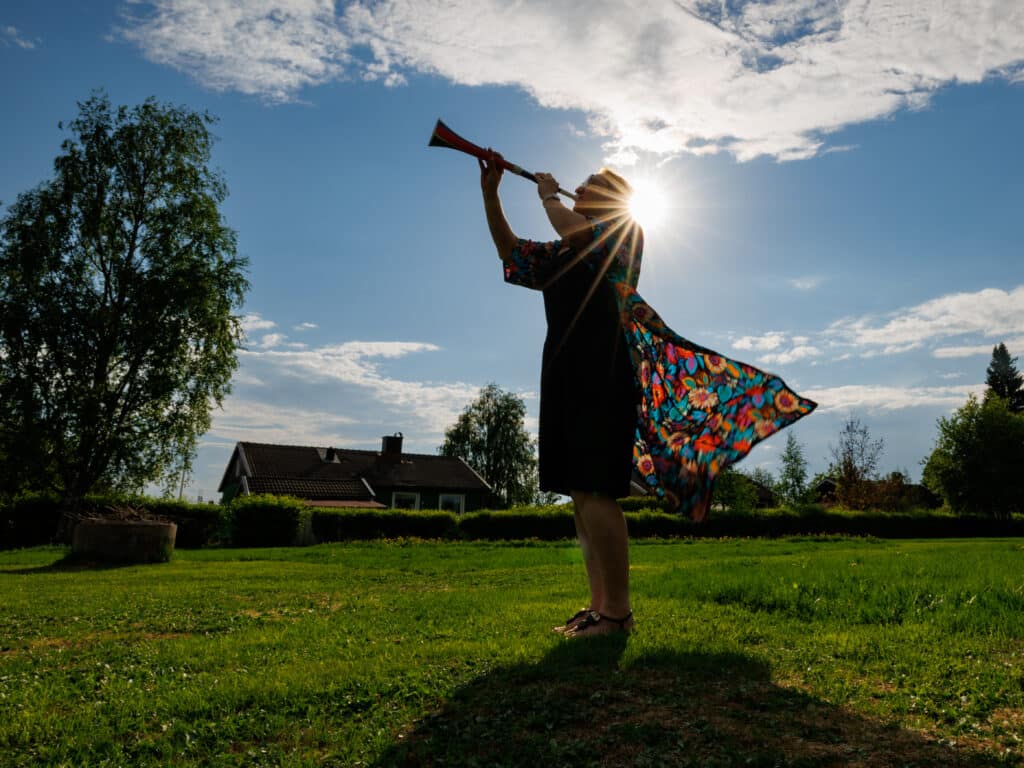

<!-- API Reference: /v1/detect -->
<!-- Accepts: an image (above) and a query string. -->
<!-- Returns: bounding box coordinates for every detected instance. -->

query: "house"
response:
[218,433,492,513]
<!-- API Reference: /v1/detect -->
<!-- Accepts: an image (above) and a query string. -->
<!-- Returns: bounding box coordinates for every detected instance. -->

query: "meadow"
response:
[1,537,1022,767]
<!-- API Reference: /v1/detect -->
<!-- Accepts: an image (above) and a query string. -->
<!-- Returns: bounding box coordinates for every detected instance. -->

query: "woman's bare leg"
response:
[568,492,633,636]
[571,492,603,611]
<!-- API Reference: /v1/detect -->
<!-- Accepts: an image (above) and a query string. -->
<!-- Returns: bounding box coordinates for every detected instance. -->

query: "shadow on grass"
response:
[372,637,1004,767]
[0,552,154,574]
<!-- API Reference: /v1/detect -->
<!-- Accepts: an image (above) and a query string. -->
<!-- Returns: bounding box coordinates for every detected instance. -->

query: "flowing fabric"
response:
[504,217,816,521]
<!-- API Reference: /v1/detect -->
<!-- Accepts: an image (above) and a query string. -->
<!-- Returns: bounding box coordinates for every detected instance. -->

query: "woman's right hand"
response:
[479,150,504,197]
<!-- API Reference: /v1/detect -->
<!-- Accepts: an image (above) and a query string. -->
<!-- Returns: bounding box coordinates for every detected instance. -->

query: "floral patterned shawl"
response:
[504,216,817,520]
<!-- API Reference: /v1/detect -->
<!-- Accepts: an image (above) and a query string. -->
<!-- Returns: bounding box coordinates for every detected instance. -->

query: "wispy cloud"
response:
[209,396,358,445]
[789,276,824,291]
[118,0,1024,161]
[2,25,38,49]
[733,331,787,351]
[293,322,318,331]
[241,312,276,333]
[826,286,1024,355]
[802,383,986,413]
[239,339,479,434]
[933,336,1024,359]
[727,285,1024,367]
[759,345,822,366]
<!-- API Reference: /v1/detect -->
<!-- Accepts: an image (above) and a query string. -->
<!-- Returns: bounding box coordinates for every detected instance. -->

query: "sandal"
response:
[552,607,592,634]
[565,610,634,638]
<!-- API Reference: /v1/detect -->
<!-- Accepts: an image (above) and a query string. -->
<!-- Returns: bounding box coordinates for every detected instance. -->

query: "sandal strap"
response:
[564,608,591,626]
[598,610,633,628]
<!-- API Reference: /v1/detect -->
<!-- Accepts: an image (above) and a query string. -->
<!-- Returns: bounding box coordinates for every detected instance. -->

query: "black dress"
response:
[504,233,640,498]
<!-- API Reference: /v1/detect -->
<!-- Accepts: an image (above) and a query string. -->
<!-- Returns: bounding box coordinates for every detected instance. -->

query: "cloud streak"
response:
[802,383,986,413]
[119,0,1024,161]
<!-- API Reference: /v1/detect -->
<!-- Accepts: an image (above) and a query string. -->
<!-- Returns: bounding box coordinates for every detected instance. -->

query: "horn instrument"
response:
[428,119,578,200]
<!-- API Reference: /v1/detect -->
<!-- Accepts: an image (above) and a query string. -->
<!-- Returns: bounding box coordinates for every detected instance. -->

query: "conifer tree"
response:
[985,343,1023,413]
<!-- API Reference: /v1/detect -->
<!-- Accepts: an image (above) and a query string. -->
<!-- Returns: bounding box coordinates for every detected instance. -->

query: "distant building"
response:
[218,433,491,513]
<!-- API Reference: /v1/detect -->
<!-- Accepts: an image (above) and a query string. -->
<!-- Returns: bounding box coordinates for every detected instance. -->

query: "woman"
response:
[479,152,815,639]
[480,153,642,638]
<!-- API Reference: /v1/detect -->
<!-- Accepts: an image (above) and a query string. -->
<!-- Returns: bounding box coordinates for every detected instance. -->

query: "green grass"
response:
[2,538,1023,766]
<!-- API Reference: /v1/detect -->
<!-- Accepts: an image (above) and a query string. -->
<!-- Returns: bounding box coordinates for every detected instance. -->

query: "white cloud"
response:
[733,331,787,351]
[801,383,985,413]
[119,0,352,102]
[293,322,318,331]
[826,286,1024,354]
[758,345,821,366]
[933,336,1024,359]
[241,312,276,333]
[209,396,358,445]
[2,25,37,49]
[939,372,965,380]
[239,339,478,434]
[789,276,824,291]
[119,0,1024,161]
[259,333,287,348]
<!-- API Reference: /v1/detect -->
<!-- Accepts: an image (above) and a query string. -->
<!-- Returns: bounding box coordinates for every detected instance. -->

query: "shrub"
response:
[459,505,575,540]
[138,498,225,548]
[312,508,457,541]
[0,491,61,549]
[229,494,308,547]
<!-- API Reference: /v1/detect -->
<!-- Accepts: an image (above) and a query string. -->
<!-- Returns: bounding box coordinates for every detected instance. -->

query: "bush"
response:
[312,508,457,541]
[0,491,61,549]
[459,505,575,540]
[138,498,225,548]
[229,494,308,547]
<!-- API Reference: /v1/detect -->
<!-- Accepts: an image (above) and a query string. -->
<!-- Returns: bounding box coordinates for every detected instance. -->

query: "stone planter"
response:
[71,519,177,564]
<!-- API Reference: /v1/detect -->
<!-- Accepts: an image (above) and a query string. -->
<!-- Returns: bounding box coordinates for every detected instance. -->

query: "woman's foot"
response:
[564,610,634,639]
[552,607,592,634]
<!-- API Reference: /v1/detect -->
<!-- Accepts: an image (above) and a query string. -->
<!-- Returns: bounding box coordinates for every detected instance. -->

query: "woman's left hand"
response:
[535,172,559,199]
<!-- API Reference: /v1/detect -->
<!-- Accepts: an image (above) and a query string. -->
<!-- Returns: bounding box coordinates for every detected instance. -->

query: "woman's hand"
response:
[535,172,559,200]
[479,150,504,197]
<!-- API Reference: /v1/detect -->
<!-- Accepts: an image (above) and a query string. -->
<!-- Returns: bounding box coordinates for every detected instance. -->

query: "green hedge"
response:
[0,493,223,550]
[4,492,1023,550]
[312,508,458,542]
[228,494,310,547]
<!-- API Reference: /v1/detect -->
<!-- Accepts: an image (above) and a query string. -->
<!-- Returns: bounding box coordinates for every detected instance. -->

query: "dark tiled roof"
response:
[247,476,373,501]
[224,442,490,501]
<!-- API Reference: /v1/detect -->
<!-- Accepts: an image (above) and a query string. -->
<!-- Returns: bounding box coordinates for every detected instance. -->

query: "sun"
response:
[628,176,669,232]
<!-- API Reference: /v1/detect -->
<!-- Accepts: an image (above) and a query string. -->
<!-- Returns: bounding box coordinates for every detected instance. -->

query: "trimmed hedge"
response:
[312,508,458,542]
[0,493,223,550]
[228,494,309,547]
[4,491,1023,549]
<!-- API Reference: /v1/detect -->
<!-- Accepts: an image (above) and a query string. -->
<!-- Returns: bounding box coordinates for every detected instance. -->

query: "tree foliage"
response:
[439,384,538,508]
[776,431,809,506]
[922,395,1024,519]
[0,92,248,505]
[985,343,1024,413]
[828,415,884,510]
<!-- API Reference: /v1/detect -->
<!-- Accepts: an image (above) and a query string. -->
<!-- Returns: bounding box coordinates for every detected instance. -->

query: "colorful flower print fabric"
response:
[504,217,816,521]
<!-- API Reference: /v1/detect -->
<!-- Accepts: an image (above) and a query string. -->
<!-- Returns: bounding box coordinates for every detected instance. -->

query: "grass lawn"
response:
[2,537,1023,766]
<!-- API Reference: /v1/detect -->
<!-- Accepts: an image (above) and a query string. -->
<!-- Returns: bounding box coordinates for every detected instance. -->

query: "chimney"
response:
[381,432,403,459]
[325,446,336,462]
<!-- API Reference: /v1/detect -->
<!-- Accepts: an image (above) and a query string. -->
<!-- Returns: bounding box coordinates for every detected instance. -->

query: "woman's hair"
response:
[590,167,633,208]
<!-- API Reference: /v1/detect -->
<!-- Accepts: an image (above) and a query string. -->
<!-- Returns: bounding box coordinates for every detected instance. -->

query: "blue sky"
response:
[2,1,1023,502]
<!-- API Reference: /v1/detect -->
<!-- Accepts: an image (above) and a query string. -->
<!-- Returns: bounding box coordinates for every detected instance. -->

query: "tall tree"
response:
[440,384,537,508]
[776,431,809,506]
[0,93,248,514]
[985,343,1024,413]
[828,415,884,510]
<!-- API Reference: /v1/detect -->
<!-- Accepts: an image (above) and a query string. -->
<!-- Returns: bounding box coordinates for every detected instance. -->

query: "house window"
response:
[439,493,465,515]
[392,491,420,510]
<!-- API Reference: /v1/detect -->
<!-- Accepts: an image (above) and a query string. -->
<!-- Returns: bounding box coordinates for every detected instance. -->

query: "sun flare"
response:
[628,177,669,232]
